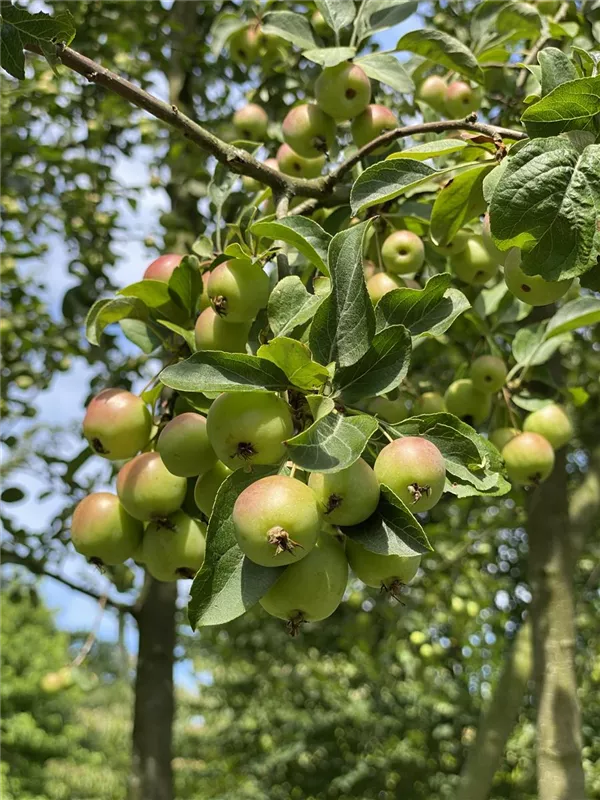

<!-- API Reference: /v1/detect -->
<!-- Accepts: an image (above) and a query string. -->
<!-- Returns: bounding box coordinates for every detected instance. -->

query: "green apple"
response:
[366,271,404,304]
[502,432,555,486]
[276,143,325,178]
[381,230,425,275]
[416,392,446,414]
[374,436,446,513]
[308,457,380,526]
[444,379,492,426]
[523,404,573,450]
[351,104,398,153]
[315,62,371,121]
[470,355,507,393]
[429,229,470,257]
[228,25,262,67]
[504,248,572,306]
[417,75,447,112]
[194,307,249,353]
[281,103,336,158]
[445,81,481,118]
[157,412,217,478]
[489,427,519,451]
[346,538,420,593]
[207,259,270,323]
[83,388,152,461]
[450,235,499,285]
[232,103,268,140]
[71,492,143,566]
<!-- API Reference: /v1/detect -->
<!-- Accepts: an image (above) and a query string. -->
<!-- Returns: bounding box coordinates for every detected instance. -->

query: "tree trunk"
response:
[528,449,586,800]
[457,620,532,800]
[129,576,177,800]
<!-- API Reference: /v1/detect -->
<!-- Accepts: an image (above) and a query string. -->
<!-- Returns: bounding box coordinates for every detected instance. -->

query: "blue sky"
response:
[5,7,420,690]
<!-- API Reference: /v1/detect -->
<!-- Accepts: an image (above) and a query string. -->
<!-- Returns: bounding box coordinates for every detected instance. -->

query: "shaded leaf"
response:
[85,297,148,346]
[396,28,483,82]
[286,412,378,473]
[315,0,356,32]
[263,11,316,49]
[251,216,331,275]
[160,352,289,393]
[521,76,600,137]
[268,276,324,338]
[430,163,494,246]
[354,52,414,93]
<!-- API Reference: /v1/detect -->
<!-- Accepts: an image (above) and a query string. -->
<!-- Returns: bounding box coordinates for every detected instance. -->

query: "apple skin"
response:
[417,75,447,112]
[232,475,321,567]
[83,388,152,461]
[416,392,446,414]
[489,427,520,452]
[445,81,482,118]
[444,379,492,426]
[311,10,332,38]
[502,432,555,486]
[157,412,217,478]
[503,248,572,306]
[450,235,499,285]
[194,461,232,518]
[482,212,505,263]
[367,395,409,423]
[143,254,182,282]
[281,103,336,158]
[228,25,262,67]
[143,511,206,582]
[315,62,371,121]
[207,259,270,323]
[351,105,398,153]
[194,307,249,353]
[276,143,325,179]
[366,272,404,304]
[429,229,470,257]
[346,538,421,589]
[206,391,294,470]
[374,436,446,513]
[260,532,348,624]
[523,404,573,450]
[116,452,188,522]
[381,230,425,275]
[308,457,380,526]
[71,492,143,565]
[232,103,268,140]
[470,355,507,394]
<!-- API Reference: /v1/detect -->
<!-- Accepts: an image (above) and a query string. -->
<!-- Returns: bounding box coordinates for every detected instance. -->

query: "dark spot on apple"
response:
[520,283,532,293]
[345,88,356,99]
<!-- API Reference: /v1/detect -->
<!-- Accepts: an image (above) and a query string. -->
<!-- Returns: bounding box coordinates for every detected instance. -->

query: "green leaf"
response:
[210,13,246,57]
[251,216,331,275]
[263,11,316,49]
[0,4,75,78]
[310,221,375,368]
[302,46,356,67]
[350,158,437,215]
[188,466,285,629]
[545,296,600,338]
[430,163,494,246]
[343,485,431,556]
[387,413,510,495]
[512,323,572,367]
[521,76,600,137]
[490,138,600,281]
[286,412,378,473]
[155,319,196,351]
[482,159,509,205]
[386,139,469,161]
[119,319,162,354]
[307,395,335,422]
[496,2,541,39]
[268,276,324,338]
[354,52,414,93]
[85,297,148,347]
[538,47,578,96]
[160,352,289,393]
[119,279,171,308]
[315,0,356,32]
[334,325,411,404]
[168,254,203,316]
[355,0,418,41]
[375,274,470,337]
[396,29,483,83]
[257,338,330,391]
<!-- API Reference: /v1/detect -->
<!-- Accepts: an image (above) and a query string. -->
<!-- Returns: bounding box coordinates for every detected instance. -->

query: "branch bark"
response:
[528,449,586,800]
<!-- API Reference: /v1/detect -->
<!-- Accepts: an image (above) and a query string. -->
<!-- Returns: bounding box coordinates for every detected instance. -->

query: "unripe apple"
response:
[276,143,325,179]
[199,271,211,312]
[381,230,425,275]
[260,531,348,630]
[206,391,294,469]
[416,392,446,414]
[308,457,380,526]
[157,413,217,478]
[489,427,519,451]
[117,452,187,521]
[351,104,398,153]
[504,248,572,306]
[40,667,75,694]
[363,259,377,280]
[445,81,481,118]
[282,103,336,158]
[194,461,232,517]
[232,103,268,140]
[523,404,573,450]
[228,25,262,67]
[502,432,555,486]
[366,272,404,304]
[71,492,143,565]
[367,395,409,423]
[444,379,492,426]
[83,388,152,461]
[207,259,270,323]
[450,235,499,285]
[417,75,447,112]
[470,355,507,393]
[315,62,371,121]
[429,229,471,257]
[233,475,320,566]
[374,436,446,513]
[194,307,249,353]
[143,510,206,581]
[482,212,505,263]
[311,10,332,38]
[143,253,182,282]
[242,174,261,193]
[346,538,421,593]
